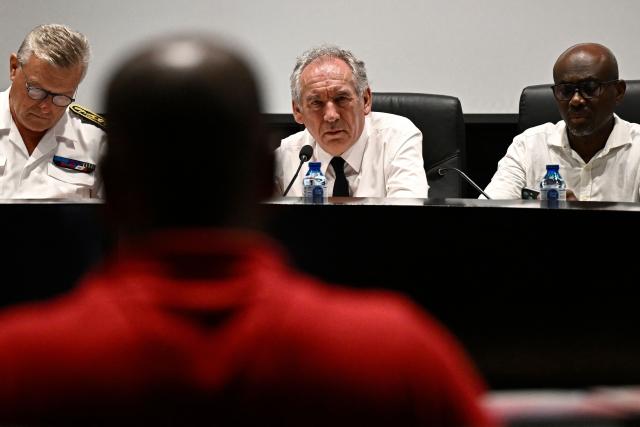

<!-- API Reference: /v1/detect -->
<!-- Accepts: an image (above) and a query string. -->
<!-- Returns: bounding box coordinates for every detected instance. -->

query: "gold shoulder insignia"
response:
[69,104,106,130]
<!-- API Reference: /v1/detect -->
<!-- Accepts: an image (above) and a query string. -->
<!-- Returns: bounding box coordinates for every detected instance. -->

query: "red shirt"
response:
[0,229,495,426]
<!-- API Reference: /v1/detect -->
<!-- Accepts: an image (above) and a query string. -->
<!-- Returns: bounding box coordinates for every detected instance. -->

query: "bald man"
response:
[484,43,640,201]
[0,34,494,426]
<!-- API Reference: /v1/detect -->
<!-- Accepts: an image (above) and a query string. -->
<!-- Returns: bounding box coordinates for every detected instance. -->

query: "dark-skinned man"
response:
[484,43,640,201]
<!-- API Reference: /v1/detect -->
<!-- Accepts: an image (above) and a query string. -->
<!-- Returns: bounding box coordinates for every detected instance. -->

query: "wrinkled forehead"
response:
[300,58,356,91]
[20,55,83,91]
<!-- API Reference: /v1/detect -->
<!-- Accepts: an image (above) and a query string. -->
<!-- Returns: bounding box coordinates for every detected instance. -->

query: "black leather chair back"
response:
[518,80,640,132]
[372,92,466,198]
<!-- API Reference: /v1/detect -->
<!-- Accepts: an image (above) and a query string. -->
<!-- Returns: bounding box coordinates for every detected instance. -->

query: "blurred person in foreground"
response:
[0,34,495,426]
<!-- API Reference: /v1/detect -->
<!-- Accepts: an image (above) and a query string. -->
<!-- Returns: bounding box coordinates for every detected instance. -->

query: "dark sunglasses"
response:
[551,79,619,101]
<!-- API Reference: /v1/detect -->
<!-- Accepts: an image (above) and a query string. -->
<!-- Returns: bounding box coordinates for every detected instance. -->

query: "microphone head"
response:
[299,145,313,162]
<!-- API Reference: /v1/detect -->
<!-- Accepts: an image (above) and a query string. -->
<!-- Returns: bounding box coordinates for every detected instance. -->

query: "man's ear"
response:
[292,100,304,124]
[615,79,627,104]
[362,87,372,115]
[9,54,19,82]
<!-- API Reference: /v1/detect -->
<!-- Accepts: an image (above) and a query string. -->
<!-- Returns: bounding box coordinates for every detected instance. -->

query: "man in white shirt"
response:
[275,45,428,198]
[0,24,105,199]
[484,43,640,202]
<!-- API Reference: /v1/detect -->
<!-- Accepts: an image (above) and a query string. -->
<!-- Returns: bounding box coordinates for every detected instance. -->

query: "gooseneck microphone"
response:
[283,145,313,196]
[438,167,492,199]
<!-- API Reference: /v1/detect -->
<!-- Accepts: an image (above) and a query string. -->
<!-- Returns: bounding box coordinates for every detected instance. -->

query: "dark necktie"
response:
[330,156,350,197]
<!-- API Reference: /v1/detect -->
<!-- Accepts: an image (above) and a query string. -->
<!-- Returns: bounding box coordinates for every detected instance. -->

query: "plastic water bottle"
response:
[303,162,326,204]
[540,164,566,204]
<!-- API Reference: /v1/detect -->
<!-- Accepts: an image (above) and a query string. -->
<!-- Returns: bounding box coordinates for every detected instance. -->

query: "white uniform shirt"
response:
[275,112,429,198]
[0,88,106,199]
[484,115,640,202]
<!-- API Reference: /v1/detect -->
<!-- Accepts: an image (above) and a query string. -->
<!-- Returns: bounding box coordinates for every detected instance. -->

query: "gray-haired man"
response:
[1,24,105,199]
[275,45,428,198]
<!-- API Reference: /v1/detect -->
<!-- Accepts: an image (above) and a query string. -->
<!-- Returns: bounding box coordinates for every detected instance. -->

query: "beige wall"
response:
[1,0,639,114]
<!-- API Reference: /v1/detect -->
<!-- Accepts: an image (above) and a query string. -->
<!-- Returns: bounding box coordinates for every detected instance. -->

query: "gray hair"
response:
[17,24,91,79]
[290,45,369,104]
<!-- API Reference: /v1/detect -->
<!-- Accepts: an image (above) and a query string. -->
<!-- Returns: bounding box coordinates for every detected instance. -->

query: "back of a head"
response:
[103,34,271,233]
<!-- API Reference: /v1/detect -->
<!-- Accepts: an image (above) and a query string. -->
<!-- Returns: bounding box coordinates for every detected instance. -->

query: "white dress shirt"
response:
[0,88,106,199]
[275,112,429,198]
[483,115,640,202]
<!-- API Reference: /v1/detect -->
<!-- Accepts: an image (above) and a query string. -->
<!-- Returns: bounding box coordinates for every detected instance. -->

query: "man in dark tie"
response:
[275,45,429,198]
[0,34,494,426]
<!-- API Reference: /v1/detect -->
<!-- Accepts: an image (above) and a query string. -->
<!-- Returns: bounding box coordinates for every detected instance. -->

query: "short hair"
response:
[290,45,369,104]
[104,34,268,229]
[17,24,91,78]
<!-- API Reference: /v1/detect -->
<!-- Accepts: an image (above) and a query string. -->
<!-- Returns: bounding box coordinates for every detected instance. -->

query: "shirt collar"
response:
[312,140,333,175]
[0,87,13,132]
[551,114,630,152]
[309,115,370,175]
[341,119,368,174]
[602,114,631,152]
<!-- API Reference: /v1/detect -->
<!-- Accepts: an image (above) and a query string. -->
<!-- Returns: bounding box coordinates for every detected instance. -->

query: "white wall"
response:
[1,0,639,114]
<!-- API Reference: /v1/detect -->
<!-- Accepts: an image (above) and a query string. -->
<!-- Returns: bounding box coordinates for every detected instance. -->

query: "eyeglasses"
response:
[551,79,619,101]
[25,82,75,107]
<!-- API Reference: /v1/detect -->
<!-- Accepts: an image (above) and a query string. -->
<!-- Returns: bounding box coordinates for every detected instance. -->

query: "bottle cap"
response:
[308,161,321,170]
[546,164,560,170]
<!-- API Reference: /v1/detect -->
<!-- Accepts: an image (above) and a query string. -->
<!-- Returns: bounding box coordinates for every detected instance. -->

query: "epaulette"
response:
[69,104,106,130]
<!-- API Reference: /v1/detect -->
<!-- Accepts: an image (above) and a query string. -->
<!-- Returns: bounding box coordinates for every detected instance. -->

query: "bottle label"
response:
[312,185,324,203]
[540,188,566,201]
[303,173,326,204]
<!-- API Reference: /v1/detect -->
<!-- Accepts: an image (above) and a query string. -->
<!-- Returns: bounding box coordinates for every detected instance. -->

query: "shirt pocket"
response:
[47,162,95,187]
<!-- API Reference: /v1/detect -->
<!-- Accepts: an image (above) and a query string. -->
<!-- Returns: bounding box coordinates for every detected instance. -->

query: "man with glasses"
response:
[483,43,640,201]
[0,24,105,198]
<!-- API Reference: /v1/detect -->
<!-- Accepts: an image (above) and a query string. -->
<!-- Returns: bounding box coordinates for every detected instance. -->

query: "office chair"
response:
[372,92,466,198]
[518,80,640,132]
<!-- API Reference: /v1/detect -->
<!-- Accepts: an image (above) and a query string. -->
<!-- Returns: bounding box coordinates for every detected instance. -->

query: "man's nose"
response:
[569,90,587,107]
[323,102,339,122]
[37,96,55,113]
